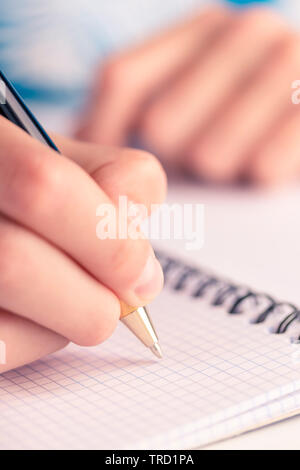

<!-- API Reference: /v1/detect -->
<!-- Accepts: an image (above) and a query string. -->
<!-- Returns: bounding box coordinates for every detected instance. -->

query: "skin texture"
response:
[0,119,166,373]
[77,6,300,186]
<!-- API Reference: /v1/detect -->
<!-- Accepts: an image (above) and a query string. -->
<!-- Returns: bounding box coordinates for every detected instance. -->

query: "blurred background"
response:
[0,0,299,131]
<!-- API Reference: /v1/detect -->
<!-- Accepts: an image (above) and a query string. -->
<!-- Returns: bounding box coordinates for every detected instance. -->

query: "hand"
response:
[0,117,166,373]
[77,6,300,186]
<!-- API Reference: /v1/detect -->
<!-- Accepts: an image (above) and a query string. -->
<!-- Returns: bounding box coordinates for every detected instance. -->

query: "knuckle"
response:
[75,306,119,347]
[7,152,65,216]
[101,57,134,91]
[280,34,300,64]
[75,321,104,347]
[124,149,167,203]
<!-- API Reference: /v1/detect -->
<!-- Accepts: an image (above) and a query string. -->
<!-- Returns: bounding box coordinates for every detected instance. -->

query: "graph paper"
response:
[1,255,300,449]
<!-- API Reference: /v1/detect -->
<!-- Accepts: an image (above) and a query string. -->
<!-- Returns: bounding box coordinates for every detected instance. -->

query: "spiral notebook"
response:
[1,250,300,449]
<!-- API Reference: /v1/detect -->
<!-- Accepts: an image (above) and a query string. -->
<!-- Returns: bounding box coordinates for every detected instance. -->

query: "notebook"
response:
[1,248,300,450]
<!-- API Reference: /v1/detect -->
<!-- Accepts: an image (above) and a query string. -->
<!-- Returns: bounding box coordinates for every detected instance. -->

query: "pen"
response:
[0,69,162,359]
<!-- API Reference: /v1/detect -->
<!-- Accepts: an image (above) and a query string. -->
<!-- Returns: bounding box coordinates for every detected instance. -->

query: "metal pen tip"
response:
[150,342,163,359]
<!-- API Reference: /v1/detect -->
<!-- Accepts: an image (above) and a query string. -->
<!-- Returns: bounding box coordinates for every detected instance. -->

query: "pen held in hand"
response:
[0,69,162,359]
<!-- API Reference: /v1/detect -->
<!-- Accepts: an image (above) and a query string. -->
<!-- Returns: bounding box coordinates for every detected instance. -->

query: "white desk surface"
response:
[204,414,300,450]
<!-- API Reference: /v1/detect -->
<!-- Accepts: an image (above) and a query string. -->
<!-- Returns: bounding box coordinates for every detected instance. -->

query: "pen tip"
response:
[150,342,163,359]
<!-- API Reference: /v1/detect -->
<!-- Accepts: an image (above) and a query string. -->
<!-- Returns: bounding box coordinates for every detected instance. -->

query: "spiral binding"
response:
[156,250,300,340]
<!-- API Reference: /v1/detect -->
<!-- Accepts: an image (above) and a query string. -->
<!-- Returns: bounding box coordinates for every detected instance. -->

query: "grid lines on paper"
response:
[0,286,300,449]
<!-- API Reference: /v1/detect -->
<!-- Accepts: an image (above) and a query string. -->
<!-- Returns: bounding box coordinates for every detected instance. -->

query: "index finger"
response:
[0,118,163,307]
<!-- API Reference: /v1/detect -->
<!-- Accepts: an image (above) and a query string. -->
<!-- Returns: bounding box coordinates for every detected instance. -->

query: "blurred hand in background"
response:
[77,6,300,186]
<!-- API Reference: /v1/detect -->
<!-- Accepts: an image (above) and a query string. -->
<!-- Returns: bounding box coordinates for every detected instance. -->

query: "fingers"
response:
[189,35,300,182]
[0,119,163,307]
[248,108,300,185]
[76,6,230,145]
[53,134,167,210]
[0,311,68,374]
[0,214,120,346]
[138,8,287,160]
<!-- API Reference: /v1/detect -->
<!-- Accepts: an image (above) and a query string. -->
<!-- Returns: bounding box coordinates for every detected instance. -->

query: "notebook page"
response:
[1,283,300,450]
[192,389,300,448]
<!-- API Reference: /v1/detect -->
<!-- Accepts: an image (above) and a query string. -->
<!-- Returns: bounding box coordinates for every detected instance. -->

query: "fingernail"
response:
[134,255,164,300]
